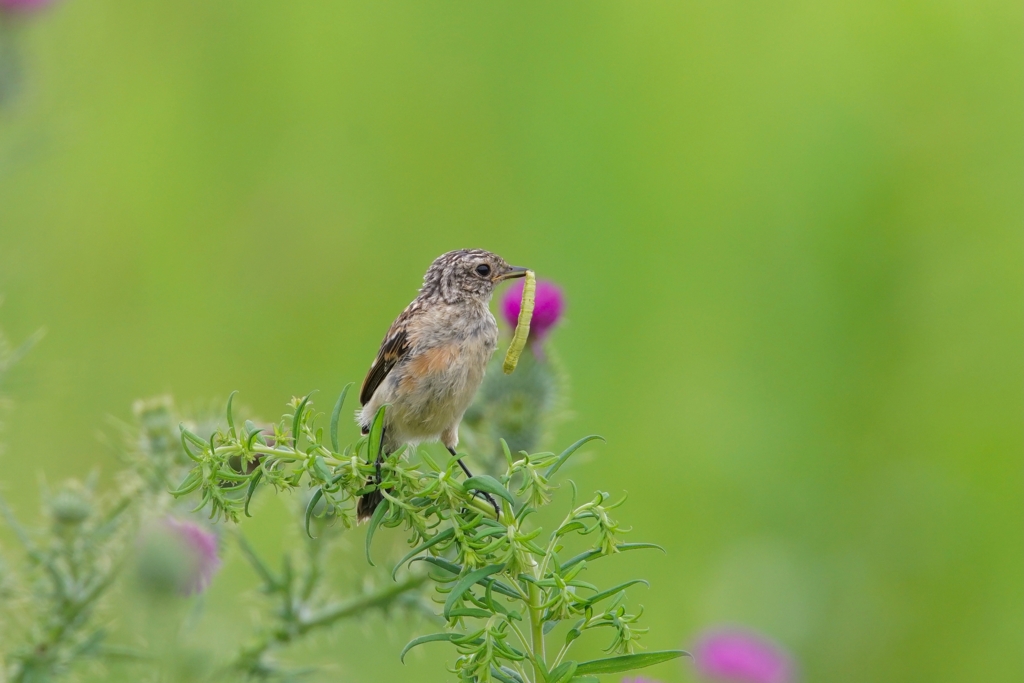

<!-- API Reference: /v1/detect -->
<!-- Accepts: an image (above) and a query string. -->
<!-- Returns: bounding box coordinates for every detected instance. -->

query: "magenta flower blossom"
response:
[622,678,663,683]
[692,629,795,683]
[0,0,56,12]
[501,278,565,343]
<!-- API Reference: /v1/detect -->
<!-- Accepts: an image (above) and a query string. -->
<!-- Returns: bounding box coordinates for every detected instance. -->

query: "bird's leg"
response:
[447,446,500,517]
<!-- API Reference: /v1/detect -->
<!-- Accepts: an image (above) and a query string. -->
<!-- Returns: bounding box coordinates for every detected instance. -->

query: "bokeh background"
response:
[0,2,1020,682]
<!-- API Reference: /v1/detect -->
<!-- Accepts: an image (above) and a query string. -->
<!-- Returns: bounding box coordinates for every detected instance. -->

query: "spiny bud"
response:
[49,486,92,527]
[136,517,221,596]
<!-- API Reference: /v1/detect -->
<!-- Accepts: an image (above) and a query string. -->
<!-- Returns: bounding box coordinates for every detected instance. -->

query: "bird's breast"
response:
[385,306,497,438]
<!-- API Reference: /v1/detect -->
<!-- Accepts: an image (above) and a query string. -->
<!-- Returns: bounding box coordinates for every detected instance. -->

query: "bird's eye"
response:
[475,264,491,277]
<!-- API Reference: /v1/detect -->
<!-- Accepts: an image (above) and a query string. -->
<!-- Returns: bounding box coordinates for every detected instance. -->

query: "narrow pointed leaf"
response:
[169,470,202,497]
[368,405,386,463]
[392,528,455,580]
[492,667,523,683]
[413,557,522,599]
[291,391,316,447]
[400,633,475,663]
[464,475,516,506]
[546,435,604,479]
[561,542,666,571]
[330,383,352,453]
[447,607,492,619]
[580,579,649,607]
[550,661,578,683]
[364,498,389,566]
[574,650,690,675]
[443,564,505,619]
[304,487,324,538]
[178,425,203,462]
[226,390,238,435]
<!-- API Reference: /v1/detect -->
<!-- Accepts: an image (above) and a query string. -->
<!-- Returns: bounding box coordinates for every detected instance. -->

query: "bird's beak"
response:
[498,266,530,282]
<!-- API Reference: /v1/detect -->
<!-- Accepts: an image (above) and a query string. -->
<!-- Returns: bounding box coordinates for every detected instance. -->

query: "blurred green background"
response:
[0,1,1020,682]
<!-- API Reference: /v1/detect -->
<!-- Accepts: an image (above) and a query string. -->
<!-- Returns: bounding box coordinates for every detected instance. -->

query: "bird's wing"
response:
[360,310,413,406]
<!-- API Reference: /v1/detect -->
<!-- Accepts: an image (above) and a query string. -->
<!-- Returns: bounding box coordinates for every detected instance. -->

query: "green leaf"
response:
[580,579,649,607]
[561,542,666,571]
[443,564,505,620]
[169,470,202,497]
[545,435,605,479]
[364,498,389,566]
[368,405,386,463]
[549,661,578,683]
[400,633,480,663]
[413,557,522,599]
[464,475,517,507]
[243,470,263,517]
[573,650,690,675]
[392,528,455,580]
[330,383,352,453]
[556,521,587,537]
[492,666,524,683]
[304,487,324,538]
[312,456,332,481]
[178,425,204,462]
[565,619,584,646]
[291,391,316,447]
[225,390,238,435]
[447,607,492,619]
[567,677,599,683]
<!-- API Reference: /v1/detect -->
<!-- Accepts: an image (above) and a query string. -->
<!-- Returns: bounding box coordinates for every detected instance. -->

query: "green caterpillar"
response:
[503,269,536,374]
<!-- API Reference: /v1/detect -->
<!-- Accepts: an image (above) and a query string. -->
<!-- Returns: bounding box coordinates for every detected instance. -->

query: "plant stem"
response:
[299,574,426,632]
[527,559,546,680]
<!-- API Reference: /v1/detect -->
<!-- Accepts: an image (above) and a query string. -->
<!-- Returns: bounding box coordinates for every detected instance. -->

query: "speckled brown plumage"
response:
[356,249,528,520]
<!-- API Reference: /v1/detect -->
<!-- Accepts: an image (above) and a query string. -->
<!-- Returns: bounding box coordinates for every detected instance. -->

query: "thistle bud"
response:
[49,486,92,527]
[462,279,567,469]
[136,517,221,596]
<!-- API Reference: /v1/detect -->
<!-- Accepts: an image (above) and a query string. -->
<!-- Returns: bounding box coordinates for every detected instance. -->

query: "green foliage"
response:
[177,390,683,682]
[0,478,136,682]
[229,525,431,680]
[0,387,431,682]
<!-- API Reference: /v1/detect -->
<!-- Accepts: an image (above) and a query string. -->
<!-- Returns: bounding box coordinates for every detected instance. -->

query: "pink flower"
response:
[501,279,565,343]
[691,629,795,683]
[0,0,56,12]
[166,517,221,594]
[622,678,663,683]
[137,517,221,596]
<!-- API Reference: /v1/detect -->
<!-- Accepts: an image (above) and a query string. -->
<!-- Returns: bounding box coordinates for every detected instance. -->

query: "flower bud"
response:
[136,517,221,596]
[49,486,92,527]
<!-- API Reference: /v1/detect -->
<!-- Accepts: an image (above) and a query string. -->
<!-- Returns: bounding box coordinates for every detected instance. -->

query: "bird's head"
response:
[421,249,528,304]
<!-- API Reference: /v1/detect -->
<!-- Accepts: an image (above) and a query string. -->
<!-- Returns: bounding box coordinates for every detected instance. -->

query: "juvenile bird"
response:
[356,249,529,520]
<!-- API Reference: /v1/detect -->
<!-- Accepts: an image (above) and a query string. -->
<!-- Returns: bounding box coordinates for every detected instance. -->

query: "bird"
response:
[356,249,529,521]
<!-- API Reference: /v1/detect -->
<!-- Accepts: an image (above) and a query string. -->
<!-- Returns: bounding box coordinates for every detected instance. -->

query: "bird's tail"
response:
[356,485,384,522]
